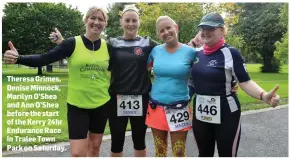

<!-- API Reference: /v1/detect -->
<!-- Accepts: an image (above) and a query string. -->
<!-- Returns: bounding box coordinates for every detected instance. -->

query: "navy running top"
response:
[191,44,250,96]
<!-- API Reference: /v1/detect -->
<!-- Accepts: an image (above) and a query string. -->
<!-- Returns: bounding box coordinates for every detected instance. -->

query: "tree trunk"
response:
[37,66,43,75]
[261,51,280,73]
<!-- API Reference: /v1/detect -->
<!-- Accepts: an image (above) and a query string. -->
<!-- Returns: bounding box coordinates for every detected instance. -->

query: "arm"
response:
[239,81,280,106]
[147,47,155,71]
[188,31,203,47]
[4,38,74,67]
[231,48,280,107]
[147,38,159,70]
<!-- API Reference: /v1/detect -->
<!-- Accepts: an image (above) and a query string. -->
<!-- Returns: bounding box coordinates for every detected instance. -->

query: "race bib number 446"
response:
[195,95,221,124]
[117,95,142,116]
[165,105,192,131]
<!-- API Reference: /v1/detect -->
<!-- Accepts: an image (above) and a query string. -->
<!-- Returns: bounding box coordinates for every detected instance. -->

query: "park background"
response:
[1,1,289,152]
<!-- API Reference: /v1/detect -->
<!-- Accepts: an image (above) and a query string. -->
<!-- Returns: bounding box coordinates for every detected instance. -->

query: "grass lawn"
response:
[2,64,288,150]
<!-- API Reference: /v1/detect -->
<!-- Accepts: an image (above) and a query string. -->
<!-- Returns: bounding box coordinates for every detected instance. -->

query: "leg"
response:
[130,116,147,157]
[109,116,129,157]
[86,102,110,156]
[70,139,88,157]
[86,133,104,157]
[131,93,149,157]
[67,103,90,157]
[151,128,168,157]
[192,117,215,157]
[170,131,188,157]
[108,94,129,157]
[216,111,241,157]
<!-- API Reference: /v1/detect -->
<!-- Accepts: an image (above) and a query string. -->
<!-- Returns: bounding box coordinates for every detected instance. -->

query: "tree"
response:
[137,3,203,43]
[274,4,288,64]
[105,3,132,39]
[202,3,241,27]
[2,3,84,75]
[234,3,285,72]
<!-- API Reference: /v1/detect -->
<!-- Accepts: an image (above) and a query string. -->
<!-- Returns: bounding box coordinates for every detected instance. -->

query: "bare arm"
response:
[239,80,280,107]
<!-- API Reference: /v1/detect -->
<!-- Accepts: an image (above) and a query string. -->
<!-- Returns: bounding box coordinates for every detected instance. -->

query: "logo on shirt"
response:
[207,60,217,67]
[194,57,199,64]
[134,47,143,56]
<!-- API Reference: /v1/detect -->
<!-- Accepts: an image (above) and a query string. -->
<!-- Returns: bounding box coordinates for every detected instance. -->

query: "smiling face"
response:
[156,18,178,44]
[84,10,107,37]
[200,27,224,47]
[120,10,140,39]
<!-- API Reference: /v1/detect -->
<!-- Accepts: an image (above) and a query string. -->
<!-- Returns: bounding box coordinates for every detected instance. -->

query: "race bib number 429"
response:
[195,95,221,124]
[165,105,192,131]
[117,95,142,116]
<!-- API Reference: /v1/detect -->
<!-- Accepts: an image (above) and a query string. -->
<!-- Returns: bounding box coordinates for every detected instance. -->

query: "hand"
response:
[188,31,203,47]
[263,84,280,107]
[231,83,239,95]
[48,28,63,45]
[4,41,19,64]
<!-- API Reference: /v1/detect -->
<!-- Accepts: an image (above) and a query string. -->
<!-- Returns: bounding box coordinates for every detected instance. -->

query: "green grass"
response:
[2,64,288,150]
[238,64,288,106]
[2,66,69,150]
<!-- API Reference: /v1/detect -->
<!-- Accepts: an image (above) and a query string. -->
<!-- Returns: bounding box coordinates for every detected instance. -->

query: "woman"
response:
[106,5,158,157]
[146,16,196,157]
[4,6,110,157]
[190,12,280,157]
[50,5,158,157]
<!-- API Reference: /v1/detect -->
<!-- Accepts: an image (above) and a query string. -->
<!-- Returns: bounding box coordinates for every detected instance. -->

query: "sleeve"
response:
[148,37,159,50]
[147,46,156,68]
[16,37,75,67]
[230,48,251,83]
[190,48,197,64]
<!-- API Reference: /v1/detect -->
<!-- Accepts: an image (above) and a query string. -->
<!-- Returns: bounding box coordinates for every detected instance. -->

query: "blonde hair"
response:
[221,26,228,36]
[155,16,177,35]
[84,6,108,23]
[119,4,139,17]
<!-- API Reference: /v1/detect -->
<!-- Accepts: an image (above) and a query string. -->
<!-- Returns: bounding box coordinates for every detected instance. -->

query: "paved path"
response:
[3,105,288,157]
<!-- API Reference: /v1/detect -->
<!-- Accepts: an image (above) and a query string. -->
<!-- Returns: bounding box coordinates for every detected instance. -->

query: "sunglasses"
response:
[199,27,220,31]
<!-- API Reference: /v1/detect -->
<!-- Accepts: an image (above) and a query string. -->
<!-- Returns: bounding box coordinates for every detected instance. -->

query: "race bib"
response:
[195,95,221,124]
[165,105,192,131]
[117,95,142,116]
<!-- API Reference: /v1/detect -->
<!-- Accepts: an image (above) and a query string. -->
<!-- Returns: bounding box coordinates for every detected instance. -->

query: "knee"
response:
[71,150,86,157]
[172,141,186,157]
[89,141,101,152]
[133,139,146,151]
[173,149,185,157]
[153,138,167,157]
[111,142,123,153]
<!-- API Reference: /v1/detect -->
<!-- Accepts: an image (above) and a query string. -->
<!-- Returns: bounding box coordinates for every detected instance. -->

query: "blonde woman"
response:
[4,7,110,157]
[146,16,196,157]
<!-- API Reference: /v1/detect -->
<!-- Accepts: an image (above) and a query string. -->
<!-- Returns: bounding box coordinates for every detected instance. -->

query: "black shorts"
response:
[67,101,110,140]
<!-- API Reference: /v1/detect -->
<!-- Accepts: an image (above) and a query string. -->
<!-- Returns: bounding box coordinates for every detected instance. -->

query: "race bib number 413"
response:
[195,95,221,124]
[117,95,142,116]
